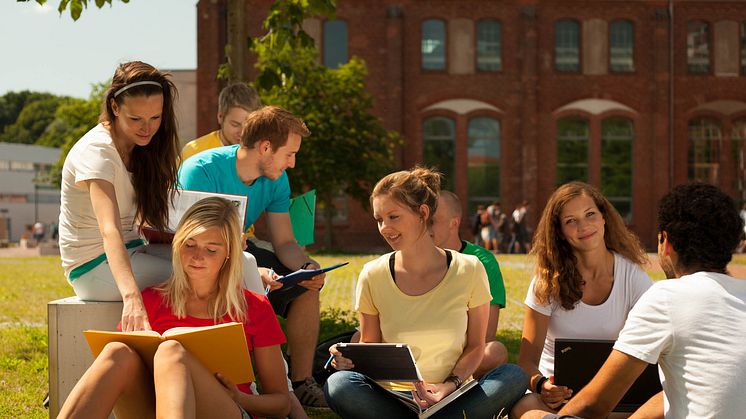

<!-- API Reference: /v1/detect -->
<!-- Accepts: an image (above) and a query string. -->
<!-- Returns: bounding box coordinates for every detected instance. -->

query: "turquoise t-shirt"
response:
[178,145,291,231]
[461,240,506,307]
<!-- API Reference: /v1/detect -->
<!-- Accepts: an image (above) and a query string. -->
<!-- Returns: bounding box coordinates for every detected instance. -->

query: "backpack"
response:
[311,330,356,386]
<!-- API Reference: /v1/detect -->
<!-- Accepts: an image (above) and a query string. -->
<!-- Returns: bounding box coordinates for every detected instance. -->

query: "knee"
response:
[153,340,188,370]
[511,393,544,419]
[484,340,509,366]
[98,341,142,369]
[323,370,360,402]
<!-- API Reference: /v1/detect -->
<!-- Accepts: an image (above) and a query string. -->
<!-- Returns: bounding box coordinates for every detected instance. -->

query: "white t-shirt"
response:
[614,272,746,418]
[524,252,652,376]
[59,124,141,278]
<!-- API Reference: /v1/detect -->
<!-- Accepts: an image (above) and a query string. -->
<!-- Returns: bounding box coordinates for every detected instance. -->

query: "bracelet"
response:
[535,376,548,394]
[444,374,463,389]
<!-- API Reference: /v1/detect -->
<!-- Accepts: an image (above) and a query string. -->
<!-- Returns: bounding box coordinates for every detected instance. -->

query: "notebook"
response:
[553,338,662,412]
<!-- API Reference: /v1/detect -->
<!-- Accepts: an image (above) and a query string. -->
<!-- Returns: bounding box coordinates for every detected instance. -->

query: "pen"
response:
[323,354,334,371]
[265,268,274,294]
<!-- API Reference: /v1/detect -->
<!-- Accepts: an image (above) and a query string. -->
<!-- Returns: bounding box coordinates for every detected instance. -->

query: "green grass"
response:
[0,251,732,417]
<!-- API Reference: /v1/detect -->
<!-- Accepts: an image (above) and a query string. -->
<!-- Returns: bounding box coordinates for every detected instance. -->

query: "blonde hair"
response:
[371,166,442,227]
[158,197,247,322]
[531,181,646,310]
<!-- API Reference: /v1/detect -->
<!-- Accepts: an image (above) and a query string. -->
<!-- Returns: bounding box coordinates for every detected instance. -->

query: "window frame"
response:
[475,19,503,73]
[422,115,457,188]
[554,19,581,73]
[421,19,447,72]
[608,19,635,73]
[467,116,502,208]
[322,19,349,69]
[687,20,712,75]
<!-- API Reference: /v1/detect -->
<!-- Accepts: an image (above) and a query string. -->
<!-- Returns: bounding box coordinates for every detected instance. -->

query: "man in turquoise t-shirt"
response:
[431,190,509,377]
[178,106,328,407]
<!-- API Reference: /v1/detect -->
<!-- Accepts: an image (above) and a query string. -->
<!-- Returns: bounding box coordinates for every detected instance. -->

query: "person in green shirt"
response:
[431,190,509,377]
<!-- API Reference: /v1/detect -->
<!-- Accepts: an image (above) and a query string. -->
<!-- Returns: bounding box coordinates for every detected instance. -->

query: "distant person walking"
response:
[32,221,45,242]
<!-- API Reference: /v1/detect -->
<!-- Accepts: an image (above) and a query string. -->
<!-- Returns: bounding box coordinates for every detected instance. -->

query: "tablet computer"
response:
[336,343,423,381]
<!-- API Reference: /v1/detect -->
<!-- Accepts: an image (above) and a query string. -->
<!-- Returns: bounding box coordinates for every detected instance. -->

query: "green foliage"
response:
[250,0,400,245]
[0,90,42,131]
[28,0,130,21]
[0,95,67,144]
[43,83,106,186]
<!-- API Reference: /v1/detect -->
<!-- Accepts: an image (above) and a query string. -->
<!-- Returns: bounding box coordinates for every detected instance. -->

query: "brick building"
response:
[196,0,746,250]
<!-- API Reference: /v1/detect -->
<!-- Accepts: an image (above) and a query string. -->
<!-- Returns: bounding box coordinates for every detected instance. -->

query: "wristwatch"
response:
[444,374,463,389]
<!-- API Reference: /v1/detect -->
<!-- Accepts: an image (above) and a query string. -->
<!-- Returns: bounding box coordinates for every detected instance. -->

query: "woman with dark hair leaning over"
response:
[512,181,654,419]
[324,167,527,418]
[58,61,180,331]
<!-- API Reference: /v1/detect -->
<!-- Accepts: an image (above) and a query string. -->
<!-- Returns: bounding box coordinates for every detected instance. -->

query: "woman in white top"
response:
[512,181,652,419]
[59,61,180,331]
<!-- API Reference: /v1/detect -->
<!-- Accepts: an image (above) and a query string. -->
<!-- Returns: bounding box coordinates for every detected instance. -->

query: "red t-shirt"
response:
[140,287,286,395]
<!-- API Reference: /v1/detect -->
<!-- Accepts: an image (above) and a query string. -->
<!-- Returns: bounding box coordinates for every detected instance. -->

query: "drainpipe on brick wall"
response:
[669,0,675,188]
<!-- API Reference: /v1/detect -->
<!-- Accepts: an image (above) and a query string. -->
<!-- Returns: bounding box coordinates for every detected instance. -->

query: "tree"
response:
[252,1,399,247]
[24,0,129,21]
[0,94,67,144]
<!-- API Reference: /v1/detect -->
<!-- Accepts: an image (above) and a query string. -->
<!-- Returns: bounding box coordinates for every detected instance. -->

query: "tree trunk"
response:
[227,0,247,82]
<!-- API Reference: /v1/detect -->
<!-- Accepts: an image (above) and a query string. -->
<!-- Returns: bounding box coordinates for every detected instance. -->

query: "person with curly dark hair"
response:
[512,182,652,418]
[556,182,746,418]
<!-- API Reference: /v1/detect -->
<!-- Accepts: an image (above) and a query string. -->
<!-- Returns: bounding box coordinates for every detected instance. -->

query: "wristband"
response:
[535,376,548,393]
[444,374,463,389]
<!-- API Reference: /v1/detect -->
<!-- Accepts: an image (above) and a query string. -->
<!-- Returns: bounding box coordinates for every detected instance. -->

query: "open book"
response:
[376,378,478,419]
[336,342,477,418]
[83,322,253,384]
[275,262,349,288]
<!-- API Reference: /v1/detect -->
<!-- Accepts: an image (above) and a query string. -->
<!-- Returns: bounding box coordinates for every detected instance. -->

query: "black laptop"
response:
[554,338,662,412]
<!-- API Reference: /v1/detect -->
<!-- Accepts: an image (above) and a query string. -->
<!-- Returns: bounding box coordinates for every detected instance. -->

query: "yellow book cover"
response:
[83,322,254,384]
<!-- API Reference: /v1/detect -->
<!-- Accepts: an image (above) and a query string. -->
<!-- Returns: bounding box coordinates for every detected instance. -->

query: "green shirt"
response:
[461,240,506,307]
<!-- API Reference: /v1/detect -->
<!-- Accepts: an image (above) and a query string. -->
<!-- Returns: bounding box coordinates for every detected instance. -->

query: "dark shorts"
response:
[246,240,308,318]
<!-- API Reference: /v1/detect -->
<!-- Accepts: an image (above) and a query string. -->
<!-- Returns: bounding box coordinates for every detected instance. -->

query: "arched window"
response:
[601,117,634,219]
[609,20,634,72]
[688,118,721,184]
[468,117,500,207]
[423,117,455,188]
[556,117,589,185]
[687,21,710,73]
[422,19,446,70]
[732,119,746,202]
[741,22,746,74]
[476,20,502,71]
[323,20,348,69]
[555,20,580,72]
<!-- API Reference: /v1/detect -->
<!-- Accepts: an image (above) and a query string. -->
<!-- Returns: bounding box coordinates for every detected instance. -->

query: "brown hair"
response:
[218,82,262,117]
[371,166,442,227]
[240,106,310,150]
[531,181,646,310]
[101,61,179,232]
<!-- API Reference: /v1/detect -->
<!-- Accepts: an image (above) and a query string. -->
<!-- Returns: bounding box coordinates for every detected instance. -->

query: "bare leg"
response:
[510,393,554,419]
[286,289,320,381]
[153,340,242,419]
[59,342,154,419]
[475,340,509,378]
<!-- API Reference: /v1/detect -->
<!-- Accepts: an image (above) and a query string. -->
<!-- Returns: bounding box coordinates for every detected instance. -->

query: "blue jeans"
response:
[324,364,528,419]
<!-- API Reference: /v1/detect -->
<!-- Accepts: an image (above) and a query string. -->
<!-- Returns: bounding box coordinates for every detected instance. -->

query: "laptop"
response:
[554,338,662,412]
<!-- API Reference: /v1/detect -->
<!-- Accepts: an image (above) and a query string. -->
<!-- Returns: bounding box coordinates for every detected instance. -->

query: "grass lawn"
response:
[0,251,737,418]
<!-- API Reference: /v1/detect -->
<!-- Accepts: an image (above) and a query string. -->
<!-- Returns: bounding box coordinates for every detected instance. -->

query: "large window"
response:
[732,119,746,202]
[467,118,500,208]
[601,118,634,219]
[556,117,589,185]
[476,20,502,71]
[323,20,348,69]
[422,19,446,70]
[609,20,634,72]
[423,117,455,188]
[688,118,721,184]
[555,20,580,72]
[687,21,710,73]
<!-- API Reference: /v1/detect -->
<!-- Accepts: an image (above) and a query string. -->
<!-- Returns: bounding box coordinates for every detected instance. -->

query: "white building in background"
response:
[0,143,60,243]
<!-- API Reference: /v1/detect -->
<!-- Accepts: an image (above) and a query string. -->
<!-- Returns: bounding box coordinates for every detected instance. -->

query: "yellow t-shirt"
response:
[180,130,222,161]
[179,131,255,238]
[355,251,491,391]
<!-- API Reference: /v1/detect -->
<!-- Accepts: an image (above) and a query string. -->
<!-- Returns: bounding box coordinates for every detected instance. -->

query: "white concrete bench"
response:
[48,297,121,418]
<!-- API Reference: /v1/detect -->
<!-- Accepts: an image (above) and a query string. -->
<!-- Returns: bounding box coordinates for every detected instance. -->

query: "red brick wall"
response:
[197,0,746,251]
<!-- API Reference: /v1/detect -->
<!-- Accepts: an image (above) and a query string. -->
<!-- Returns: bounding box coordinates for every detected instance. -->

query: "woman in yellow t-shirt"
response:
[323,167,527,418]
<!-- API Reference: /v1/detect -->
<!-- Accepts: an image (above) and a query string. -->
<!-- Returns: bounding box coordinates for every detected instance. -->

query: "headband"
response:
[113,80,163,97]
